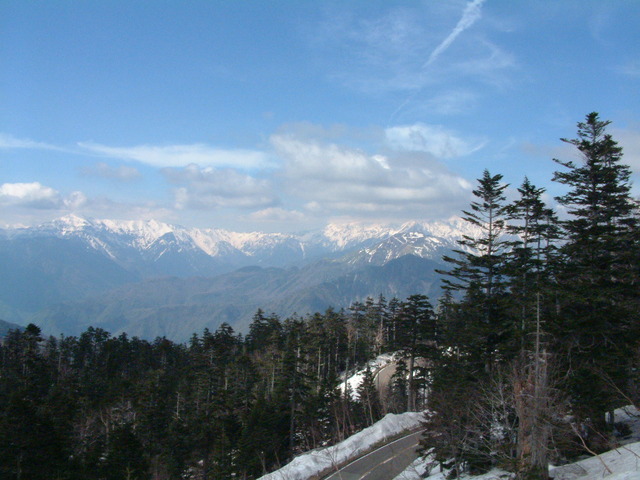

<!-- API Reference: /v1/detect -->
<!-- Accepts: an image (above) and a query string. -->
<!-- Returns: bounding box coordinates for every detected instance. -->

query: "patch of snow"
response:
[551,441,640,480]
[392,457,431,479]
[396,463,510,480]
[339,353,395,400]
[322,222,391,250]
[258,411,424,480]
[99,218,174,247]
[398,405,640,480]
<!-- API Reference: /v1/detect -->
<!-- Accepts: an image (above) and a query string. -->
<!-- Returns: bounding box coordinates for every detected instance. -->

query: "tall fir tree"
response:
[438,169,513,371]
[396,294,435,411]
[505,178,559,479]
[552,112,640,434]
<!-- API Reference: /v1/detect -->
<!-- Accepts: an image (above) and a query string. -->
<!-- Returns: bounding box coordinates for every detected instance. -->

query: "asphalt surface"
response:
[324,430,424,480]
[374,362,397,394]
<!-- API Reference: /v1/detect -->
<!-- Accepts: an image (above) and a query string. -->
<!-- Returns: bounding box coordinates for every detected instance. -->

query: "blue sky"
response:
[1,0,639,232]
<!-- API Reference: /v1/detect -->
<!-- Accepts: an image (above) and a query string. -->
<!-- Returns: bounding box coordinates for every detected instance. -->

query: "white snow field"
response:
[262,406,640,480]
[257,411,424,480]
[395,406,640,480]
[339,353,395,399]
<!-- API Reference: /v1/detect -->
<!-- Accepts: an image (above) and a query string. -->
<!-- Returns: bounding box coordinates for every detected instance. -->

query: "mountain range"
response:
[0,215,474,341]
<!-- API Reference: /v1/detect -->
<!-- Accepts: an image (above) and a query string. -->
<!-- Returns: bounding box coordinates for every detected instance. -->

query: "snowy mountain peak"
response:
[321,222,390,249]
[52,214,92,232]
[3,215,474,272]
[99,218,175,244]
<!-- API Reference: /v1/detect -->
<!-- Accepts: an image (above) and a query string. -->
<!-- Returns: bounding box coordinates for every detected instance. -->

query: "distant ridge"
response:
[0,216,476,340]
[0,319,23,337]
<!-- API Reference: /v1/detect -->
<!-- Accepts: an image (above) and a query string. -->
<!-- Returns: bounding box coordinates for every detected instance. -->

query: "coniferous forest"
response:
[1,113,639,479]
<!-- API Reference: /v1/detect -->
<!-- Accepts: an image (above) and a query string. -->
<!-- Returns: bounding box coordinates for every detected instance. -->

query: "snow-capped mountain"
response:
[338,220,477,266]
[0,215,475,340]
[3,214,474,272]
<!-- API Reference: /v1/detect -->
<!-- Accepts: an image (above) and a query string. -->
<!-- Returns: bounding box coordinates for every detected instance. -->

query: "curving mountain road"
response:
[323,430,424,480]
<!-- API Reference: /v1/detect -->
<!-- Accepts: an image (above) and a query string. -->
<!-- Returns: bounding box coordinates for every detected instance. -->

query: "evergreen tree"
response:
[103,423,149,480]
[385,359,408,414]
[552,112,640,432]
[506,178,559,343]
[505,178,559,480]
[396,294,435,411]
[438,169,513,371]
[356,364,381,426]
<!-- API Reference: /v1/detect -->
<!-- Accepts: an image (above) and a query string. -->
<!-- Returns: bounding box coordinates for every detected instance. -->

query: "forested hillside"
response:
[0,296,431,479]
[1,113,639,480]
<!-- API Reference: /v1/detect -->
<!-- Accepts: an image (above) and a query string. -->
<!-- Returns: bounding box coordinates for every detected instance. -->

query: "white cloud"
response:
[81,162,142,182]
[0,182,60,207]
[247,207,306,223]
[64,191,88,209]
[272,134,377,182]
[78,142,272,170]
[613,127,640,176]
[271,132,472,219]
[385,123,486,158]
[163,164,277,210]
[0,182,86,210]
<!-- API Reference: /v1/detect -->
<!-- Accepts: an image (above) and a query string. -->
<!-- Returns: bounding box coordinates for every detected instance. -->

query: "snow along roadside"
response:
[258,411,425,480]
[394,406,640,480]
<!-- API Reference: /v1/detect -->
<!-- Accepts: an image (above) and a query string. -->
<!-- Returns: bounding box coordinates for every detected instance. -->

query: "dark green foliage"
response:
[386,359,408,414]
[438,170,514,373]
[0,395,67,480]
[396,294,435,411]
[0,295,438,479]
[103,423,149,480]
[552,112,639,431]
[356,364,382,426]
[425,113,640,478]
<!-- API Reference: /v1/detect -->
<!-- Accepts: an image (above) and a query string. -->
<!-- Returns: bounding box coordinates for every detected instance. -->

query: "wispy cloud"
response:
[313,0,510,107]
[0,133,63,151]
[246,207,306,224]
[424,0,486,67]
[78,142,273,170]
[81,162,142,182]
[385,123,486,158]
[424,90,478,115]
[612,127,640,176]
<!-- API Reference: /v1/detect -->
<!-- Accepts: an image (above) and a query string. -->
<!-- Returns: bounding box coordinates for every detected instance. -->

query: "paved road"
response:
[374,362,396,394]
[324,430,424,480]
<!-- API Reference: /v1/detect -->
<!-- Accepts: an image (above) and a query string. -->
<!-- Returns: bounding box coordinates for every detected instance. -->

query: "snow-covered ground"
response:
[339,353,395,399]
[257,411,424,480]
[396,406,640,480]
[262,406,640,480]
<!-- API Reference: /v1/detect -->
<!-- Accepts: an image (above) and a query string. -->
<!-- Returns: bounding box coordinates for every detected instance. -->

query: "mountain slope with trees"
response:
[1,113,638,480]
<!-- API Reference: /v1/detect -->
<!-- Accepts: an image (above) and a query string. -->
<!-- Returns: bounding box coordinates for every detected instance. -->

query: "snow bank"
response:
[258,411,424,480]
[551,441,640,480]
[397,405,640,480]
[339,353,395,399]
